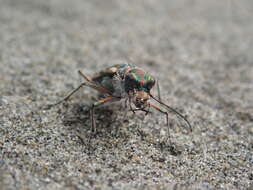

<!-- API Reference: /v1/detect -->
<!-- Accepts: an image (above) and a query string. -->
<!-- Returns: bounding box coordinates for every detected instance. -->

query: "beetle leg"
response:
[79,70,114,96]
[149,103,170,141]
[78,70,92,82]
[128,97,136,114]
[157,79,162,101]
[123,98,129,120]
[50,82,85,107]
[90,96,119,135]
[131,108,152,115]
[149,103,168,126]
[87,83,113,95]
[124,98,128,109]
[145,103,151,116]
[149,93,192,132]
[50,82,114,108]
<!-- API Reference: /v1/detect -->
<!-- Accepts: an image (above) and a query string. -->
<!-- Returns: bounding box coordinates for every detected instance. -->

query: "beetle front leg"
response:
[149,103,170,141]
[89,96,119,136]
[128,97,136,114]
[149,103,168,126]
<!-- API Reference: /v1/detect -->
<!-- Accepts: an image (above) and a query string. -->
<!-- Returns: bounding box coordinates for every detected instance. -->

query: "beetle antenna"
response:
[149,93,192,132]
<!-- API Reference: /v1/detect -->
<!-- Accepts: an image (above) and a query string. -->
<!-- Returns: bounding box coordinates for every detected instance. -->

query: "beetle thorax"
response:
[124,68,156,93]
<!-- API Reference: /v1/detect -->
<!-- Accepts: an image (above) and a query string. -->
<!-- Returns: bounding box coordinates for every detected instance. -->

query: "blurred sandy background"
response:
[0,0,252,189]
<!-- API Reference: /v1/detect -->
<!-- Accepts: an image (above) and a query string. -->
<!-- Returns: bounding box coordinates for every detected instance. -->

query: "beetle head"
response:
[133,90,149,108]
[124,69,155,108]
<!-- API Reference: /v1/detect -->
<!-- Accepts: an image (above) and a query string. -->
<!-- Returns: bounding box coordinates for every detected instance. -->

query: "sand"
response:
[0,0,252,189]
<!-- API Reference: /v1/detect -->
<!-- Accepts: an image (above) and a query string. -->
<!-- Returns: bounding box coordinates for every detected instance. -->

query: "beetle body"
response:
[91,63,155,110]
[53,62,192,135]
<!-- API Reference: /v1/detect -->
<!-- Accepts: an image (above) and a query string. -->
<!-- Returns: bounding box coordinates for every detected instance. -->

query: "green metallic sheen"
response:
[144,75,151,82]
[131,72,141,81]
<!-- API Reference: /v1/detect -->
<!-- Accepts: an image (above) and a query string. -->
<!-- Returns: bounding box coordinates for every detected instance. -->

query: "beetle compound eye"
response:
[125,75,140,92]
[145,78,155,91]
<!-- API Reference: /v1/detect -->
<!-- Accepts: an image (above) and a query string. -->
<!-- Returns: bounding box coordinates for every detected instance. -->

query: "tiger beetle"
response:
[51,63,192,136]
